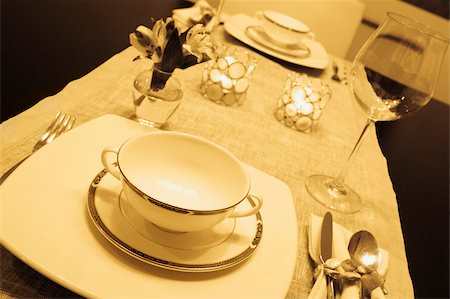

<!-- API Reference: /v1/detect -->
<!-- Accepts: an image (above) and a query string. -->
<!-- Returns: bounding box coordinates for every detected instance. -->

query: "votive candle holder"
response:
[275,72,332,133]
[201,46,257,106]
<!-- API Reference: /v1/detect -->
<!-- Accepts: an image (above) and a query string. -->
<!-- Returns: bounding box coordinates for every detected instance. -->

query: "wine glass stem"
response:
[210,0,225,45]
[217,0,225,20]
[212,0,225,31]
[331,119,375,191]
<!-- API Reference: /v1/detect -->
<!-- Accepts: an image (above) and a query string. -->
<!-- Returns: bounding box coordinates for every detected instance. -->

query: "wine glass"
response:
[306,12,448,214]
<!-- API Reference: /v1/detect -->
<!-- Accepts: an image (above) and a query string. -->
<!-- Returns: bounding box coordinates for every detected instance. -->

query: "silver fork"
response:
[34,112,76,151]
[0,112,76,184]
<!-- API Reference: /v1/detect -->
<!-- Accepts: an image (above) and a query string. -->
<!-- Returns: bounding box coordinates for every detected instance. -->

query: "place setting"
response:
[0,114,298,297]
[246,10,314,58]
[224,11,329,69]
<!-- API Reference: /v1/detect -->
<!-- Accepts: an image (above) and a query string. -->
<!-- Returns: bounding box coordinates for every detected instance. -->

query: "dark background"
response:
[1,1,448,298]
[402,0,449,19]
[1,0,191,121]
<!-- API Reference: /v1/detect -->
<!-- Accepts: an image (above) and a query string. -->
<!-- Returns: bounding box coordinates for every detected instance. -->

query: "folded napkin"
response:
[172,0,219,33]
[308,214,389,299]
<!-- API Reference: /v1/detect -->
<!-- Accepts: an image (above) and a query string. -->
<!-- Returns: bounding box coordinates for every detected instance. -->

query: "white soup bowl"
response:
[101,131,262,233]
[255,10,315,46]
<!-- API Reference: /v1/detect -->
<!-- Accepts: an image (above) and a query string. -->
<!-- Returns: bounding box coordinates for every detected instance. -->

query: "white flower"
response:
[182,24,214,63]
[151,18,176,63]
[129,25,156,56]
[130,17,213,70]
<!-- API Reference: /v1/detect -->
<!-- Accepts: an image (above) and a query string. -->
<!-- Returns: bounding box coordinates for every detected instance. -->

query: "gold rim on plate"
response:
[87,169,263,272]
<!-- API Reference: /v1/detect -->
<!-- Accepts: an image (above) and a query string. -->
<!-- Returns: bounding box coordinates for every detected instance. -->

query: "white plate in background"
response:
[224,14,329,69]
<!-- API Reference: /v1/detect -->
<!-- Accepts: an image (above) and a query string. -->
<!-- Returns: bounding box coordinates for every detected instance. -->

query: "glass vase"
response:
[132,66,183,128]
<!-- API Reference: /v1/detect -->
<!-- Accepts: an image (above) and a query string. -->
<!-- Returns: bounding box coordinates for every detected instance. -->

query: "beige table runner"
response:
[1,32,414,298]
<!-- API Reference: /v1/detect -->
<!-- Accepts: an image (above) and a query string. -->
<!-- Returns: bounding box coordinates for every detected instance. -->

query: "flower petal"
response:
[130,25,157,56]
[152,19,167,46]
[129,33,150,55]
[182,24,214,62]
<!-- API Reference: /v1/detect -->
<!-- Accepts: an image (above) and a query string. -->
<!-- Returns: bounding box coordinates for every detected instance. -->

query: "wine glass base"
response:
[305,174,361,214]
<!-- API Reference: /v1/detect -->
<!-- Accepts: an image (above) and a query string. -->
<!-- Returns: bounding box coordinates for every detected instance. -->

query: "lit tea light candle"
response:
[201,46,257,106]
[275,72,332,133]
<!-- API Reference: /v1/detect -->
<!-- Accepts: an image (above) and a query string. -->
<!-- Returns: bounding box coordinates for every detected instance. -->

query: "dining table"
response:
[0,17,417,299]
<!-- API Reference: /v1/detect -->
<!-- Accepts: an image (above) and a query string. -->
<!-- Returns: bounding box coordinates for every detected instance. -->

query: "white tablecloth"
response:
[0,29,414,298]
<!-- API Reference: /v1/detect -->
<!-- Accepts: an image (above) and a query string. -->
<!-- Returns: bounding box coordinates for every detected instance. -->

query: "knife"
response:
[320,211,334,299]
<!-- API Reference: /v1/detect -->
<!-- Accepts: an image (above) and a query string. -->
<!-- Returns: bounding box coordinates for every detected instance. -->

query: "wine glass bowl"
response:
[306,12,448,214]
[351,13,448,122]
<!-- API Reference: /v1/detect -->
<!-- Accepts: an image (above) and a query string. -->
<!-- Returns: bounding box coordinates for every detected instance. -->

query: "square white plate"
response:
[0,114,298,298]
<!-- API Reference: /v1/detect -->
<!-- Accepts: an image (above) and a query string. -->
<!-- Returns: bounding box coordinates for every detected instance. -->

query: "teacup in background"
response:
[101,131,263,233]
[255,10,315,46]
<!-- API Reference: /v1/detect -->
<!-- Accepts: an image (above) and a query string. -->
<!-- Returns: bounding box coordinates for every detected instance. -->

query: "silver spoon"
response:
[348,230,386,298]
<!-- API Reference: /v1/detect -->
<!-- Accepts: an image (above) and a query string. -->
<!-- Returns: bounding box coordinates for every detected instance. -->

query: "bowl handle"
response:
[229,194,263,218]
[101,147,121,180]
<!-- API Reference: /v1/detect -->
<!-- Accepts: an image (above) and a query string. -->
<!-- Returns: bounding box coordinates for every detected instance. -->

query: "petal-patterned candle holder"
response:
[201,45,257,106]
[275,72,332,133]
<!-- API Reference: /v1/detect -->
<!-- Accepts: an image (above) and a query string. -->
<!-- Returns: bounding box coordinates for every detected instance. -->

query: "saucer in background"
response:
[225,14,329,69]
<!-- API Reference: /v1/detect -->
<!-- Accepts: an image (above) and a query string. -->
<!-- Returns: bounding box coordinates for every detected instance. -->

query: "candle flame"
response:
[291,86,306,102]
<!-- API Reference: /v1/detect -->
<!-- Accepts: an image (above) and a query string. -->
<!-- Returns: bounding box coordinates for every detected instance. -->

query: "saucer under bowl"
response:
[87,169,263,272]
